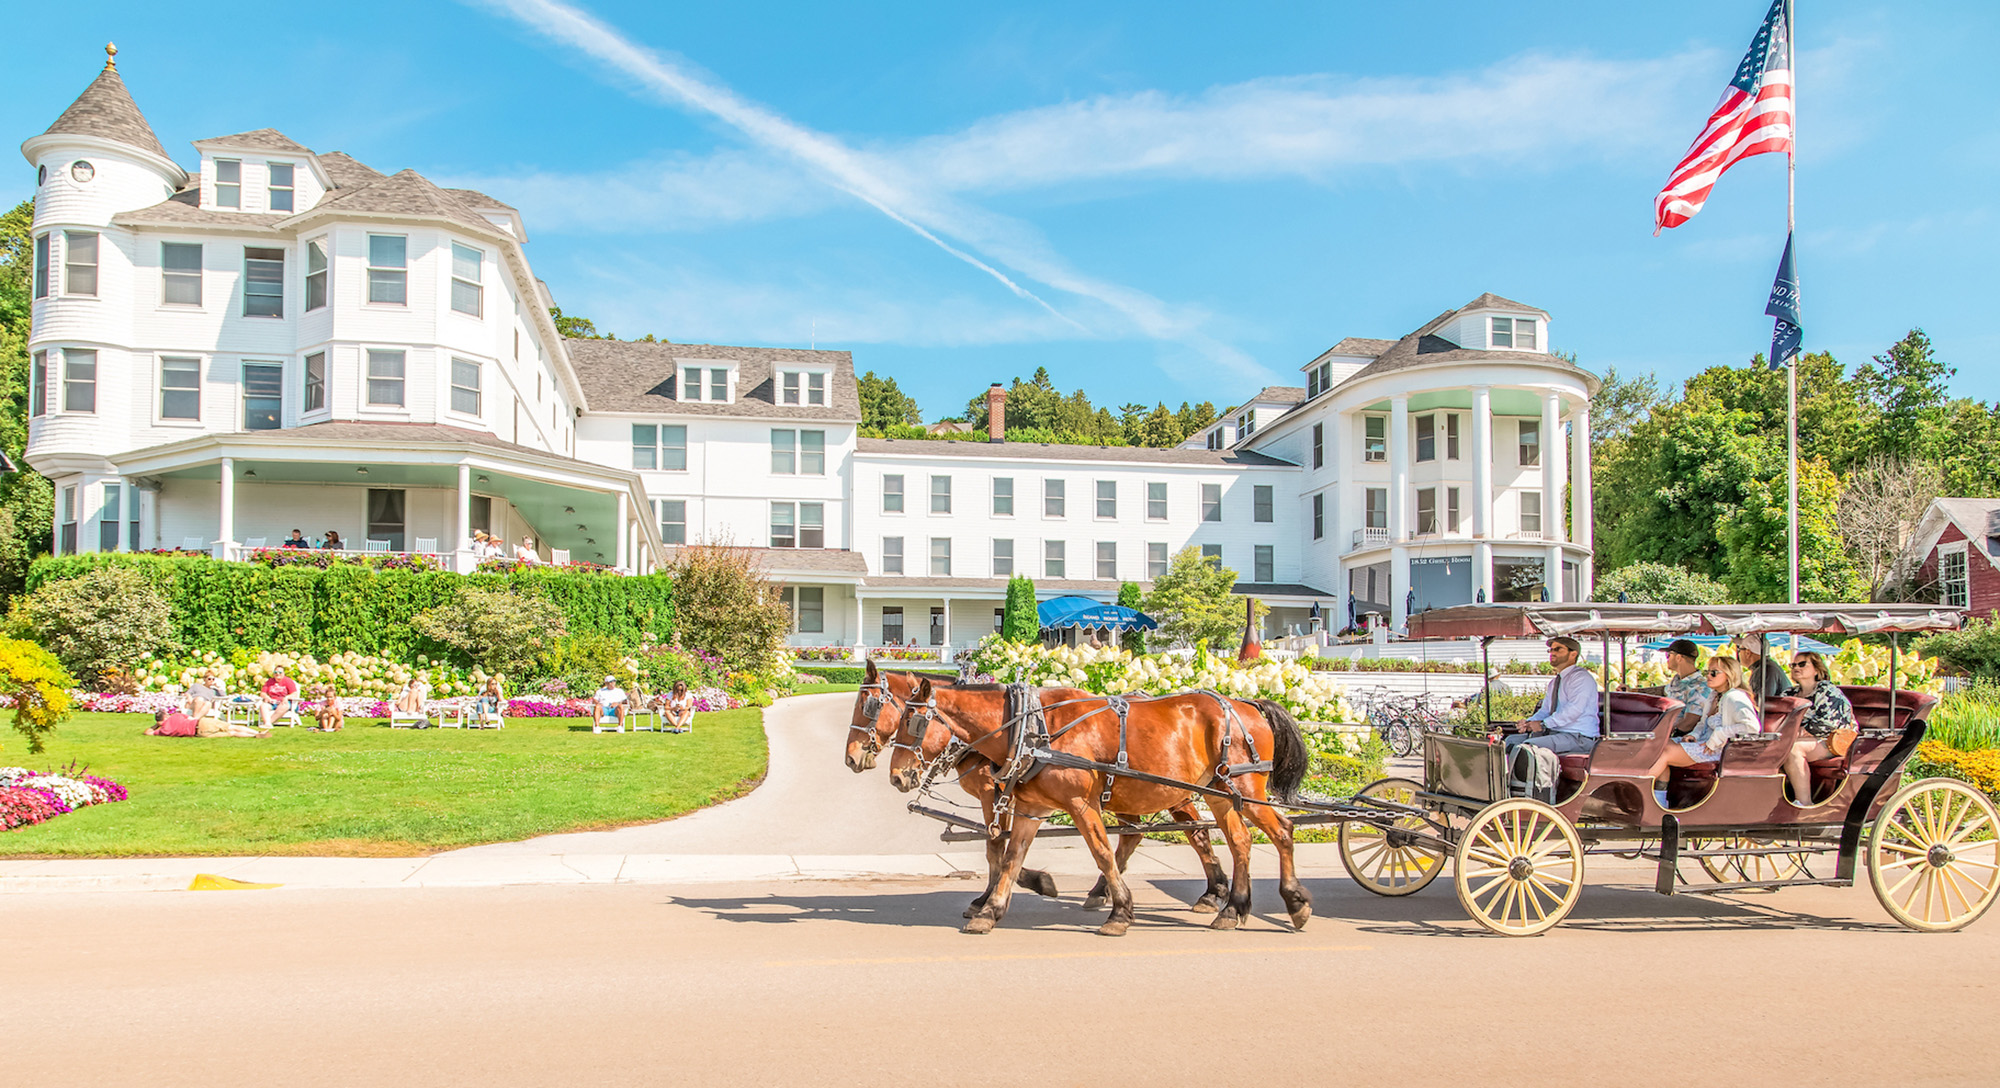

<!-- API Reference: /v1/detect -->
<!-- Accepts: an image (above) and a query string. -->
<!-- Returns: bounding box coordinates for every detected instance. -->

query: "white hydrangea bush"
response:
[132,649,479,699]
[967,636,1359,723]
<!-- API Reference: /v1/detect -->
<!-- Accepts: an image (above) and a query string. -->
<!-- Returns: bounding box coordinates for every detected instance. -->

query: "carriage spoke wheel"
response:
[1340,777,1446,897]
[1868,779,2000,933]
[1454,799,1583,937]
[1694,836,1807,885]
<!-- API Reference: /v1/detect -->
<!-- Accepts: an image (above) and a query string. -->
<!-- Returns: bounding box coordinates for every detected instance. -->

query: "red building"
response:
[1898,499,2000,616]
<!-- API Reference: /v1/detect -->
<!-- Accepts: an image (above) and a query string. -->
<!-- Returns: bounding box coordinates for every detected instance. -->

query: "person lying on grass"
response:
[309,683,344,732]
[146,709,268,739]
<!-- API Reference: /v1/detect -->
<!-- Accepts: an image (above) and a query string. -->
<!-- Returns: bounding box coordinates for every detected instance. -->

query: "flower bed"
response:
[1909,740,2000,801]
[790,646,853,661]
[248,548,441,571]
[131,649,480,701]
[868,646,941,661]
[0,765,129,831]
[967,637,1360,723]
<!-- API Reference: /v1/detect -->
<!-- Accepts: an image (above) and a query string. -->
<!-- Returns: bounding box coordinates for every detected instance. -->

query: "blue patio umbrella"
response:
[1639,633,1841,655]
[1035,595,1158,632]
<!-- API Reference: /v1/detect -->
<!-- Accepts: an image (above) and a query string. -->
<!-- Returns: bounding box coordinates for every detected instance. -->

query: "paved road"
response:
[445,692,960,857]
[10,874,1999,1086]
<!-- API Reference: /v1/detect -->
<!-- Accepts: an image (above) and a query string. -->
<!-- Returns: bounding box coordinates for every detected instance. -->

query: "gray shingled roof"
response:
[1243,386,1306,406]
[447,188,517,211]
[299,168,498,234]
[1458,292,1550,318]
[1345,305,1574,384]
[566,340,863,422]
[1321,337,1396,359]
[194,128,312,153]
[111,183,288,230]
[316,152,384,189]
[41,59,171,162]
[858,436,1292,467]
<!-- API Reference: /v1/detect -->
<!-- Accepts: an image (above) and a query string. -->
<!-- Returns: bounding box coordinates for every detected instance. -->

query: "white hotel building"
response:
[21,51,1598,653]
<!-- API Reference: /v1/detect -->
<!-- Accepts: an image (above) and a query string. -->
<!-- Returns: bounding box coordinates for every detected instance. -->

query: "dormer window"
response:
[215,160,241,207]
[1307,361,1332,398]
[268,163,295,212]
[780,370,827,406]
[1491,316,1537,350]
[1238,412,1254,437]
[679,365,732,403]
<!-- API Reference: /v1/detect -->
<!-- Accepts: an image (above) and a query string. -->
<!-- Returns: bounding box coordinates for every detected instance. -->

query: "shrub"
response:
[411,588,568,676]
[1916,612,2000,680]
[1142,546,1261,650]
[1002,575,1038,643]
[634,643,726,695]
[663,546,789,674]
[0,638,76,754]
[9,565,178,684]
[1117,581,1146,654]
[542,633,635,696]
[1925,683,2000,751]
[1590,562,1732,605]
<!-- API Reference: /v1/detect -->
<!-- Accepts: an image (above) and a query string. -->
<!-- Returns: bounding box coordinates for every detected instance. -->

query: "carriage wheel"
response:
[1867,779,2000,933]
[1454,798,1583,937]
[1339,777,1446,896]
[1694,836,1807,885]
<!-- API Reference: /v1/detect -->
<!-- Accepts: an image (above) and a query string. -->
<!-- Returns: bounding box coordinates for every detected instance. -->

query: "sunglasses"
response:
[1705,669,1724,676]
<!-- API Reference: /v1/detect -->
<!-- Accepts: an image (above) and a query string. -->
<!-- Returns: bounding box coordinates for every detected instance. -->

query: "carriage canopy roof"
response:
[1404,603,1963,641]
[1036,595,1159,632]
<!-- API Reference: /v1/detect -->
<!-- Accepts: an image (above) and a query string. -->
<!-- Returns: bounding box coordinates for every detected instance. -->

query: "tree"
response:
[856,370,922,432]
[549,306,606,340]
[1116,580,1146,653]
[1588,365,1667,447]
[1141,546,1262,649]
[1860,329,1954,466]
[1838,454,1944,593]
[1719,457,1866,602]
[1589,562,1730,605]
[0,200,50,605]
[664,546,792,673]
[1001,575,1038,643]
[411,588,568,677]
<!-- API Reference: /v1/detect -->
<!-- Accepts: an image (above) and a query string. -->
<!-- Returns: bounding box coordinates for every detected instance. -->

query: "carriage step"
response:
[1651,845,1823,860]
[1675,877,1853,895]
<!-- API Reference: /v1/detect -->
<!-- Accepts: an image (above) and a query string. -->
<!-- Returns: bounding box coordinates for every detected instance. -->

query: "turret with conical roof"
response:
[22,44,187,193]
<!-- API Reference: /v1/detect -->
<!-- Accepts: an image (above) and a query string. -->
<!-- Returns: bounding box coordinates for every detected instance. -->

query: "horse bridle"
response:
[850,679,906,757]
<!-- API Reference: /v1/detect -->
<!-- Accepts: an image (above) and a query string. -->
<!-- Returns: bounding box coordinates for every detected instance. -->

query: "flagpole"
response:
[1786,0,1800,605]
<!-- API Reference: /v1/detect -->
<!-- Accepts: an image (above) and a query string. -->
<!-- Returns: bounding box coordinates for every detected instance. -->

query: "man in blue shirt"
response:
[1505,636,1600,757]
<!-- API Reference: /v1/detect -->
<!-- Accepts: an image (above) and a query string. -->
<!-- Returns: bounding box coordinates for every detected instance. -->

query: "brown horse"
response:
[888,677,1311,936]
[844,662,1229,915]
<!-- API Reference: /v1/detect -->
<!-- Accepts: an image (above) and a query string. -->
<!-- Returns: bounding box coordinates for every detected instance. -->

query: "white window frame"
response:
[366,234,407,305]
[449,357,482,417]
[1201,483,1222,523]
[450,242,484,318]
[930,536,952,577]
[64,230,98,297]
[242,360,284,431]
[771,429,797,474]
[161,242,202,307]
[1939,541,1971,609]
[1518,419,1542,467]
[1415,414,1436,463]
[1095,480,1116,520]
[365,348,406,408]
[882,536,904,575]
[1363,415,1387,462]
[1446,413,1461,460]
[1044,478,1066,518]
[1311,493,1324,540]
[63,347,97,414]
[1146,481,1167,521]
[1253,484,1273,523]
[1254,544,1274,583]
[267,162,295,212]
[1491,315,1537,351]
[303,351,327,414]
[159,355,201,422]
[779,370,830,406]
[992,477,1014,517]
[992,538,1013,577]
[1095,541,1117,580]
[882,474,904,514]
[1044,539,1066,579]
[1521,491,1544,535]
[242,246,285,317]
[1147,542,1169,580]
[214,159,241,207]
[931,475,952,514]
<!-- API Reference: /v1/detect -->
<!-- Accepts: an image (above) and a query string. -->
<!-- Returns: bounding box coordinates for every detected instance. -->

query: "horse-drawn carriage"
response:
[855,602,1996,937]
[1340,602,1996,935]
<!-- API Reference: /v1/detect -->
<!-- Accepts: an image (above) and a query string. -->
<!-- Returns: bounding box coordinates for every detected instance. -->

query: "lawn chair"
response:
[591,701,629,734]
[388,702,435,728]
[468,700,504,729]
[413,536,438,553]
[181,537,207,552]
[243,536,267,549]
[364,539,391,553]
[550,548,571,565]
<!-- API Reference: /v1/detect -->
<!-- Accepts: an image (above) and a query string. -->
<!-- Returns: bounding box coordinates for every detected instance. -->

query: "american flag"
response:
[1654,0,1793,233]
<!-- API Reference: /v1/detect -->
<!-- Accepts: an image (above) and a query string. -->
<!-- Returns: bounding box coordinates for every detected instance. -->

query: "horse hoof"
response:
[1289,905,1312,930]
[1082,894,1107,911]
[1095,919,1130,937]
[1027,871,1061,898]
[1190,894,1222,914]
[1209,910,1241,932]
[961,916,996,935]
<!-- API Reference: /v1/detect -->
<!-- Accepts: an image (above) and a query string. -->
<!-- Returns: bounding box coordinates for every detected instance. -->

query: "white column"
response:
[1390,544,1411,631]
[1329,409,1348,556]
[615,492,630,571]
[1542,392,1564,544]
[217,457,235,558]
[1471,386,1493,538]
[456,465,472,549]
[1546,543,1565,603]
[1474,540,1495,604]
[941,595,952,655]
[1571,405,1593,550]
[1389,395,1410,543]
[852,593,866,658]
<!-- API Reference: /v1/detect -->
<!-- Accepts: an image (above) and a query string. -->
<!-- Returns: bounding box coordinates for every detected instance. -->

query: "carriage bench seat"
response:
[1666,695,1806,807]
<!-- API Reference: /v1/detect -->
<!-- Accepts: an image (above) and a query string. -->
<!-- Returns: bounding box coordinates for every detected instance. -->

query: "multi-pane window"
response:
[771,430,795,474]
[1447,487,1462,532]
[1201,483,1222,522]
[780,371,827,406]
[1416,415,1436,462]
[1044,540,1066,578]
[366,488,406,551]
[303,352,326,412]
[882,536,904,574]
[657,499,686,545]
[992,539,1013,576]
[450,357,481,415]
[366,349,405,406]
[1446,414,1461,459]
[267,163,294,211]
[780,586,825,634]
[1312,493,1324,540]
[1201,543,1223,564]
[1238,412,1255,437]
[772,503,823,548]
[34,234,50,298]
[303,239,326,310]
[1518,420,1541,466]
[214,159,241,207]
[992,477,1013,516]
[159,356,201,421]
[930,475,951,513]
[1365,487,1388,530]
[1521,492,1543,535]
[1254,545,1274,583]
[128,485,140,551]
[807,372,825,405]
[30,351,46,418]
[930,537,952,576]
[243,247,284,317]
[799,503,825,547]
[709,368,727,402]
[162,242,202,305]
[800,430,825,474]
[1416,488,1438,535]
[59,486,76,555]
[1254,485,1273,523]
[1363,416,1387,462]
[1096,541,1116,580]
[367,234,407,303]
[1307,360,1333,398]
[882,474,904,513]
[1207,429,1223,450]
[63,348,96,413]
[881,606,904,645]
[1146,482,1167,520]
[1311,423,1324,469]
[1941,544,1970,609]
[450,243,483,317]
[1491,316,1537,350]
[1147,542,1169,580]
[1095,480,1116,519]
[100,483,122,551]
[64,231,98,296]
[242,362,282,430]
[680,366,703,401]
[1044,479,1066,517]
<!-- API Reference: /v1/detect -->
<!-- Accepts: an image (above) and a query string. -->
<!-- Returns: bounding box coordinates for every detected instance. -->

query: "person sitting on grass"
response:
[147,708,267,739]
[394,676,431,718]
[309,682,344,732]
[662,680,695,733]
[593,675,630,728]
[185,669,225,721]
[260,667,300,727]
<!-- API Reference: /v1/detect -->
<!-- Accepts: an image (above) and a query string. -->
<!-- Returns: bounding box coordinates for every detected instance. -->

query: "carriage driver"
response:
[1503,636,1601,769]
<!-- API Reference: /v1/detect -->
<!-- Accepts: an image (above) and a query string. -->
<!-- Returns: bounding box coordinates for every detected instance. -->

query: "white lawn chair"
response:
[181,537,207,551]
[470,699,504,729]
[364,539,391,553]
[388,702,434,728]
[591,700,629,734]
[549,548,571,565]
[243,537,267,549]
[413,536,438,553]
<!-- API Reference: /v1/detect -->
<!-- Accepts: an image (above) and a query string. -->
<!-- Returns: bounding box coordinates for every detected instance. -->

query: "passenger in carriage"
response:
[1779,651,1857,806]
[1661,639,1709,735]
[1646,655,1758,809]
[1733,634,1788,701]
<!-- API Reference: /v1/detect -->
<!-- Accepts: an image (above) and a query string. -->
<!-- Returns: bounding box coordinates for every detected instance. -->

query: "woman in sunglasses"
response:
[1644,655,1757,809]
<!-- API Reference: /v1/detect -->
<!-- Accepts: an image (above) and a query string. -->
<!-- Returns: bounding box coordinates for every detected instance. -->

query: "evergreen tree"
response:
[856,370,922,432]
[1861,329,1955,466]
[1141,547,1262,649]
[1001,575,1039,643]
[1116,580,1146,653]
[0,200,50,603]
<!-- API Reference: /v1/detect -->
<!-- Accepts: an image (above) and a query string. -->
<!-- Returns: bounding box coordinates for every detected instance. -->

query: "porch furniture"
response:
[550,548,571,565]
[243,537,267,549]
[181,537,207,551]
[414,536,438,553]
[364,539,391,553]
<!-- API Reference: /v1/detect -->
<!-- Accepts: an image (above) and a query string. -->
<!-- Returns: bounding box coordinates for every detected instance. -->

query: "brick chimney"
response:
[986,383,1006,443]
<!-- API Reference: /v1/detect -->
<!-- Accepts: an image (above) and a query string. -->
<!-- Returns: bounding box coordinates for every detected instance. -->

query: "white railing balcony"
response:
[1508,529,1547,540]
[1350,527,1390,550]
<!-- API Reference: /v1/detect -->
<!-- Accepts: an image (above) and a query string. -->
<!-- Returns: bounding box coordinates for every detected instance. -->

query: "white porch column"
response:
[456,465,471,548]
[851,593,866,659]
[1571,405,1593,549]
[1546,544,1565,603]
[941,595,953,656]
[1542,392,1564,544]
[1390,544,1410,631]
[1474,540,1495,603]
[1471,386,1493,539]
[217,457,235,558]
[1389,395,1410,543]
[1329,410,1348,557]
[615,492,630,571]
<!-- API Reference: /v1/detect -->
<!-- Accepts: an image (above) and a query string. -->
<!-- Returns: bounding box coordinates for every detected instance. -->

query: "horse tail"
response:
[1250,698,1309,804]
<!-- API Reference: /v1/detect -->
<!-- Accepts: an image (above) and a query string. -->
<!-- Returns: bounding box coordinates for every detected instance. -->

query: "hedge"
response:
[25,554,675,662]
[795,665,955,685]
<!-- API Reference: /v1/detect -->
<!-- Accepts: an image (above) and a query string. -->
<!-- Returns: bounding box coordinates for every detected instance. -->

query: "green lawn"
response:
[791,682,861,695]
[0,709,766,857]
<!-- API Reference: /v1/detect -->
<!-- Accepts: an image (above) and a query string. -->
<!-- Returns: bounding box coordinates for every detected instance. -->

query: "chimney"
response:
[986,383,1006,442]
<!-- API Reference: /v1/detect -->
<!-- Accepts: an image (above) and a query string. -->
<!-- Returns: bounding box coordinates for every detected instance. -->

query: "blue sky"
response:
[9,1,1998,418]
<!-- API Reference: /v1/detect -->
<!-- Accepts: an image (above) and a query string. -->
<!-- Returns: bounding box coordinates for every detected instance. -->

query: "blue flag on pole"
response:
[1765,232,1801,369]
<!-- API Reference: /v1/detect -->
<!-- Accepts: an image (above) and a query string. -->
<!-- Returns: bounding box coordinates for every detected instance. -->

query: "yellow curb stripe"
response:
[188,873,283,891]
